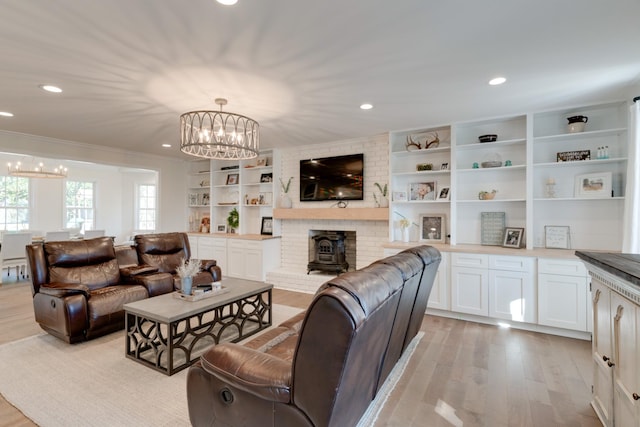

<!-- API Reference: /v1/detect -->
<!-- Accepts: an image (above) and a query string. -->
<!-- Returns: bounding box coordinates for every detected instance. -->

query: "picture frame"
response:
[574,172,612,198]
[260,172,273,183]
[199,216,211,233]
[392,191,407,202]
[419,214,446,243]
[480,211,506,246]
[261,216,273,235]
[216,223,227,233]
[226,173,239,185]
[502,227,524,248]
[256,156,268,167]
[438,187,450,200]
[545,225,571,249]
[440,162,449,170]
[409,182,437,201]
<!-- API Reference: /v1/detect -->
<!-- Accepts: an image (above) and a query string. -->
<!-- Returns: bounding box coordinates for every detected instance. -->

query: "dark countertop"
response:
[575,251,640,288]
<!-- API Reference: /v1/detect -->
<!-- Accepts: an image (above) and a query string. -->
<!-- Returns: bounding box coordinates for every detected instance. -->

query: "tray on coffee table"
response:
[173,286,229,301]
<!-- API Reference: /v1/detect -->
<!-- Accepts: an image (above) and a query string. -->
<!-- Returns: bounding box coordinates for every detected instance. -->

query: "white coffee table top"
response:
[124,277,273,323]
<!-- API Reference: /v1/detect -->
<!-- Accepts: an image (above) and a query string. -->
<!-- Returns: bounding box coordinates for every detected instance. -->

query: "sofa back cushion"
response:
[44,237,120,291]
[134,232,191,274]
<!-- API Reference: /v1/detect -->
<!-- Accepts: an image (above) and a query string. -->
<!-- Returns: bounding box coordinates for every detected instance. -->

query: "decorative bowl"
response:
[481,161,502,168]
[478,134,498,143]
[478,190,497,200]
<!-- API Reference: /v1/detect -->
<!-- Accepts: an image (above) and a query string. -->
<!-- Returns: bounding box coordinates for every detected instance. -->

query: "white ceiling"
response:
[1,0,639,160]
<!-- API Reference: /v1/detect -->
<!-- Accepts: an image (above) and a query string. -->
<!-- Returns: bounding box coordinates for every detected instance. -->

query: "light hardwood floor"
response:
[0,275,600,427]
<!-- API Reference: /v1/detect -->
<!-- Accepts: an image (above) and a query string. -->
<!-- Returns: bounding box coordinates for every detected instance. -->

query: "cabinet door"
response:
[427,252,449,311]
[611,292,639,427]
[226,244,245,278]
[450,266,488,316]
[243,248,263,281]
[489,270,535,323]
[538,274,588,331]
[197,237,215,259]
[591,280,613,427]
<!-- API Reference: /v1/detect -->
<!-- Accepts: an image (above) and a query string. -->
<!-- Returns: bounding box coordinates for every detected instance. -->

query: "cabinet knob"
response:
[603,355,615,367]
[634,393,640,401]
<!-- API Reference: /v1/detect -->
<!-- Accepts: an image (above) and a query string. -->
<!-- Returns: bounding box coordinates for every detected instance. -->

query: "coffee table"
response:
[124,278,273,375]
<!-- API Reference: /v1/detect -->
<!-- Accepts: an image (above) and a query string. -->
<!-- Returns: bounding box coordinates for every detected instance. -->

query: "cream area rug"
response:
[0,303,423,427]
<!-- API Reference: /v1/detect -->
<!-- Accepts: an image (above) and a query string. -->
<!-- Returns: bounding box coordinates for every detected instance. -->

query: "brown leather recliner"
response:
[27,236,174,343]
[134,232,222,289]
[186,245,441,427]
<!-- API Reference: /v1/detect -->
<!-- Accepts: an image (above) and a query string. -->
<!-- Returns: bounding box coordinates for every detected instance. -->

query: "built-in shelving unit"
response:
[389,100,628,251]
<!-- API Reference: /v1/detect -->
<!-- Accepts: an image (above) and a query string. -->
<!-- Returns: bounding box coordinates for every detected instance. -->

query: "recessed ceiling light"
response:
[216,0,238,5]
[360,103,373,110]
[0,111,14,117]
[489,77,506,86]
[162,144,172,148]
[39,84,63,93]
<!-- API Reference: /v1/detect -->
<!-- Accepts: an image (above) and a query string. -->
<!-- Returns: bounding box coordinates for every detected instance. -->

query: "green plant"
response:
[280,177,292,194]
[374,182,388,197]
[227,207,239,230]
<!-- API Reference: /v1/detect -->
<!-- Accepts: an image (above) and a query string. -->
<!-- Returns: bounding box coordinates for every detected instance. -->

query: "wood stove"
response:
[307,231,349,274]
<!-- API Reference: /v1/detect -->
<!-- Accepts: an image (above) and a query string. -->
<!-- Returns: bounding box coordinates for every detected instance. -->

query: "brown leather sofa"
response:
[186,245,441,427]
[27,236,174,343]
[134,232,222,289]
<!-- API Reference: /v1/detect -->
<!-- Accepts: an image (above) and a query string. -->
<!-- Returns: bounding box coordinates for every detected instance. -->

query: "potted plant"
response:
[279,177,293,208]
[227,207,239,233]
[374,182,388,208]
[176,257,200,295]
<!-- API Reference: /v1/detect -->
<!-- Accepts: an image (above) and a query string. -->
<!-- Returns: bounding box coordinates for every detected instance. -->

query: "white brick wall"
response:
[267,134,390,292]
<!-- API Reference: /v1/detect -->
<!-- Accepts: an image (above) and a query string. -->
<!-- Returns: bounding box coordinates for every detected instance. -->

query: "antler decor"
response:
[405,135,421,151]
[424,132,440,149]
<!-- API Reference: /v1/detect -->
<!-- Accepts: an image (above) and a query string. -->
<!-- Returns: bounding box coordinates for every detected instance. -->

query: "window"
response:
[137,184,156,231]
[0,176,29,231]
[65,181,94,232]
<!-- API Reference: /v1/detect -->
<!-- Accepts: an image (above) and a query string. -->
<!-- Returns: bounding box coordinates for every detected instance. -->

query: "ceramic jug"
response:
[567,115,588,133]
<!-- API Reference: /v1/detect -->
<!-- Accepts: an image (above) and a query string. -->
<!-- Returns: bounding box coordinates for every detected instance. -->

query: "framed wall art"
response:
[216,223,227,233]
[226,173,239,185]
[438,187,450,200]
[503,227,524,248]
[480,212,505,246]
[409,182,436,201]
[574,172,612,199]
[261,216,273,235]
[545,225,571,249]
[393,191,407,202]
[419,214,446,243]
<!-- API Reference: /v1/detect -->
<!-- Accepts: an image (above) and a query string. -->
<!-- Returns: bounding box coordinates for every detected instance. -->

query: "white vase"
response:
[402,227,410,243]
[280,194,292,209]
[379,195,389,208]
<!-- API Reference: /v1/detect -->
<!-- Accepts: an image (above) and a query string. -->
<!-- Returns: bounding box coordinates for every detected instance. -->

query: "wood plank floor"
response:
[0,275,600,426]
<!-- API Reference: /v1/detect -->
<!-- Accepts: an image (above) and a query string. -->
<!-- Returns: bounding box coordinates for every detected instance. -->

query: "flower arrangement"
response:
[176,257,200,278]
[280,177,292,194]
[399,218,410,229]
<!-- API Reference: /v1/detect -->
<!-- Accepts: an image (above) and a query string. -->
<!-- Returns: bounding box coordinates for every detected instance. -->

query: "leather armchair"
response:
[134,232,222,288]
[27,236,174,343]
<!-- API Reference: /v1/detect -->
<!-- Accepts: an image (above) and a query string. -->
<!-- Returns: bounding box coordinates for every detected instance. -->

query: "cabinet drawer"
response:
[451,253,488,268]
[489,255,534,273]
[228,239,262,250]
[538,258,586,277]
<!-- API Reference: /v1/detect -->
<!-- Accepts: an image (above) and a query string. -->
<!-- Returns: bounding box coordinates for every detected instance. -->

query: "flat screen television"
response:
[300,153,364,201]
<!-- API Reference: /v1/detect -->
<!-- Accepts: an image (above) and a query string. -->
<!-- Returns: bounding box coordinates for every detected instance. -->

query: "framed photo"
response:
[409,182,436,201]
[261,216,273,235]
[440,162,449,170]
[216,223,227,233]
[419,214,446,243]
[393,191,407,202]
[503,227,524,248]
[574,172,612,198]
[260,172,273,183]
[199,216,210,233]
[545,225,571,249]
[438,187,450,200]
[226,173,239,185]
[256,156,268,167]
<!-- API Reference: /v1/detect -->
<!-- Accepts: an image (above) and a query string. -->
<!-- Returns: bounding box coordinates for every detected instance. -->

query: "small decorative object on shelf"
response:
[504,160,512,167]
[478,190,497,200]
[478,134,498,143]
[373,182,388,207]
[416,163,433,171]
[227,208,239,233]
[399,218,411,242]
[557,150,590,162]
[472,162,479,169]
[481,152,502,168]
[503,227,524,248]
[481,212,506,246]
[545,225,571,249]
[567,115,588,133]
[440,162,449,170]
[545,178,556,198]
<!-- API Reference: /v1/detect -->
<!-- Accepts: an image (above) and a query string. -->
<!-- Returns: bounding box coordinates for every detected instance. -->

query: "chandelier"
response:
[7,161,68,179]
[180,98,259,160]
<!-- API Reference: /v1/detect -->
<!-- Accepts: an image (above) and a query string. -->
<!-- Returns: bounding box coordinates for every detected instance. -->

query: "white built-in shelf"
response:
[533,128,627,142]
[456,138,526,150]
[534,158,627,168]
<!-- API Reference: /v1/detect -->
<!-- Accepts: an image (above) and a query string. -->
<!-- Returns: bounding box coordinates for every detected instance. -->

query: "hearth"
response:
[307,230,355,275]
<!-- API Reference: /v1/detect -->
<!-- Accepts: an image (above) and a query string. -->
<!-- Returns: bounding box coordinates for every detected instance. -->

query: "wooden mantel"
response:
[273,208,388,221]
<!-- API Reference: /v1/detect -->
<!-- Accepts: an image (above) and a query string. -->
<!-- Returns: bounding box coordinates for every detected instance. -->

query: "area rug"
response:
[0,304,422,427]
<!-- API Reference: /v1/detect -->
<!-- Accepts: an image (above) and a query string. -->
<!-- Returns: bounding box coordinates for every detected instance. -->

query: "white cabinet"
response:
[187,234,228,273]
[226,238,281,282]
[538,258,589,331]
[427,251,449,310]
[589,266,640,427]
[451,253,489,316]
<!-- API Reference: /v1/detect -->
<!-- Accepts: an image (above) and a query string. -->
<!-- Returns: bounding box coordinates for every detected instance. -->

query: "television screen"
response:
[300,154,364,201]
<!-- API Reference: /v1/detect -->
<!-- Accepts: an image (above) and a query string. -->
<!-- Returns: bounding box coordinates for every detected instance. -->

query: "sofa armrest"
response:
[199,259,216,270]
[199,343,292,403]
[120,265,159,278]
[39,282,91,299]
[129,272,174,297]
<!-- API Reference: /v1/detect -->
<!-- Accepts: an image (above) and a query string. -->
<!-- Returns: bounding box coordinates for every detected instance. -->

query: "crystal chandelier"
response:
[7,161,68,178]
[180,98,259,160]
